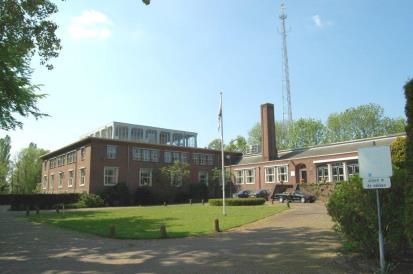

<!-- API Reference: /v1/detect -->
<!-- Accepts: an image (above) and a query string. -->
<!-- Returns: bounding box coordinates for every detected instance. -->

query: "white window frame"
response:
[139,168,153,187]
[106,145,117,159]
[264,166,275,183]
[58,172,64,188]
[80,147,86,160]
[198,171,209,185]
[235,170,244,184]
[42,175,47,189]
[151,150,160,162]
[317,165,329,183]
[207,154,214,165]
[143,149,151,162]
[132,147,142,160]
[49,174,54,190]
[164,151,172,163]
[104,166,118,186]
[68,170,74,187]
[332,162,345,182]
[79,168,86,186]
[245,169,255,184]
[276,165,288,183]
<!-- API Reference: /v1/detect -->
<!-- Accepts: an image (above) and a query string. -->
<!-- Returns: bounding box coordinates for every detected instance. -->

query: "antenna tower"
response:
[279,1,293,131]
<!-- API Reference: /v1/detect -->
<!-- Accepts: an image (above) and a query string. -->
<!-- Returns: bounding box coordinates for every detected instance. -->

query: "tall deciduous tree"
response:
[0,0,61,130]
[0,135,11,192]
[247,122,262,147]
[286,118,326,149]
[160,160,190,187]
[403,79,413,247]
[207,139,222,150]
[226,135,248,153]
[11,143,47,193]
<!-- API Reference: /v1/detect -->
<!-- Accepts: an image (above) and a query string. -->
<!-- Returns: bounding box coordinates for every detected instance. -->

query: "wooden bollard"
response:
[62,204,65,213]
[189,199,192,205]
[160,225,167,238]
[214,219,220,232]
[164,201,167,207]
[35,206,39,215]
[109,224,116,238]
[56,206,60,214]
[287,200,290,208]
[26,207,30,216]
[202,199,204,205]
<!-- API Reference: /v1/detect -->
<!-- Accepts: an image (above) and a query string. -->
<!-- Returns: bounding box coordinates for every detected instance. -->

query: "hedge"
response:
[0,194,81,210]
[209,198,266,206]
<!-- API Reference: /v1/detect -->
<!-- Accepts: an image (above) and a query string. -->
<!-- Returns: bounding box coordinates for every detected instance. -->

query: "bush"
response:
[0,194,80,210]
[134,186,157,205]
[209,198,266,206]
[100,183,131,206]
[326,174,409,259]
[404,78,413,248]
[76,193,104,208]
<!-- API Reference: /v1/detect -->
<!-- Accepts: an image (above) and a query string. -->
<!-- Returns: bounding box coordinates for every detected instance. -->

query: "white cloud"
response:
[312,14,323,27]
[69,10,112,40]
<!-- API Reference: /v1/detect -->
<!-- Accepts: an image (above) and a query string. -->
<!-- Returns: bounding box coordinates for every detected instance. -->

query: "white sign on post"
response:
[358,146,393,189]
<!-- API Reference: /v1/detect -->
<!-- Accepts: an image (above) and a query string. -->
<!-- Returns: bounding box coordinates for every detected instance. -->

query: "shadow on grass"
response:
[27,211,188,239]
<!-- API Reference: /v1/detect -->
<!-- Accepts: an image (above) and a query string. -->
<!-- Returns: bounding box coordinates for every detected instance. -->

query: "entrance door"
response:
[299,168,307,183]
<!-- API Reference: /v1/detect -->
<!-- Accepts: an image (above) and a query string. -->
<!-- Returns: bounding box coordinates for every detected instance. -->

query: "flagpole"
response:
[219,92,226,216]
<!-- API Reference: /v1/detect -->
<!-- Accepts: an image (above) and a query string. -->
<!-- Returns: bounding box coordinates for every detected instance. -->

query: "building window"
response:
[132,147,142,160]
[181,153,189,163]
[80,147,86,160]
[146,129,157,143]
[192,153,200,165]
[160,131,171,145]
[104,166,118,186]
[332,163,345,182]
[49,174,54,190]
[143,149,151,161]
[42,175,47,189]
[68,170,74,187]
[79,168,86,186]
[172,152,180,162]
[171,173,183,187]
[106,145,117,159]
[131,128,144,141]
[265,167,275,183]
[347,161,359,178]
[67,151,76,164]
[198,171,209,185]
[116,126,128,140]
[164,151,172,163]
[139,168,152,187]
[207,154,214,165]
[235,170,244,184]
[245,169,255,184]
[277,166,288,183]
[317,165,329,183]
[199,154,207,165]
[172,133,183,146]
[58,172,64,188]
[151,150,160,162]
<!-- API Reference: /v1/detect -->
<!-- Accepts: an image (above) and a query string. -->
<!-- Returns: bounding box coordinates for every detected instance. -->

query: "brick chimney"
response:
[261,103,277,161]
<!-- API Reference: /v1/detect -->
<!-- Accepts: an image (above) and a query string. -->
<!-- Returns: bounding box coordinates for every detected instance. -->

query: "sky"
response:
[2,0,412,156]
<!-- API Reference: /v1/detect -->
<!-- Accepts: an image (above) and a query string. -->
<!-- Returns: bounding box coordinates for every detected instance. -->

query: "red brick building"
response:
[227,103,404,193]
[40,137,241,195]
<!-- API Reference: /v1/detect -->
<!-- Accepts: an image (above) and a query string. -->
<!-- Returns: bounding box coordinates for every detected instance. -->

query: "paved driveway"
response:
[0,203,348,274]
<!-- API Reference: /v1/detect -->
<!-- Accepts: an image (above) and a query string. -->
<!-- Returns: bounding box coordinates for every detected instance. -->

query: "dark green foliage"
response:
[0,0,61,129]
[390,137,406,169]
[100,183,131,206]
[326,174,409,259]
[0,193,80,210]
[0,136,11,193]
[76,193,104,208]
[209,198,266,206]
[404,79,413,247]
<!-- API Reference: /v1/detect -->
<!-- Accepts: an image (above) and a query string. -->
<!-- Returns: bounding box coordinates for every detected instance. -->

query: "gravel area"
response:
[0,203,351,274]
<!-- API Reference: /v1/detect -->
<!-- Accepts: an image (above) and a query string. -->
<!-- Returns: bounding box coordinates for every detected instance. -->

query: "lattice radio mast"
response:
[279,1,293,129]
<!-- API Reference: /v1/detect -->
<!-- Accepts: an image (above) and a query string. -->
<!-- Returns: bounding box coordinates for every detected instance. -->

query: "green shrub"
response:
[209,198,265,206]
[100,183,131,206]
[390,137,406,169]
[326,174,409,259]
[0,194,80,210]
[76,193,104,208]
[404,78,413,248]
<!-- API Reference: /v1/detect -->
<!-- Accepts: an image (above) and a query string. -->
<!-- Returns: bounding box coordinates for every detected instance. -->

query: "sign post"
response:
[358,145,393,272]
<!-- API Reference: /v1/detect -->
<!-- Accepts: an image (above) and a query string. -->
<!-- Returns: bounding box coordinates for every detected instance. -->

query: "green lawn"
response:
[27,204,286,239]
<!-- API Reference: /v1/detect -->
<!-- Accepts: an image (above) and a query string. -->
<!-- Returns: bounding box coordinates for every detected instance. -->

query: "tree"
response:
[226,135,248,153]
[326,103,405,143]
[11,143,47,193]
[404,79,413,247]
[0,0,61,130]
[286,118,326,149]
[0,135,11,192]
[390,137,406,169]
[247,122,261,147]
[160,160,190,187]
[207,139,222,150]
